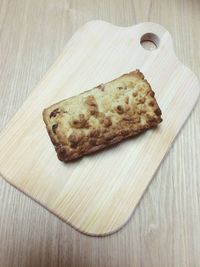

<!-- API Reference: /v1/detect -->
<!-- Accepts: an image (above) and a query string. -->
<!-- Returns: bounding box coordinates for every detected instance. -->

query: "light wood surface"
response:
[0,21,199,237]
[0,0,200,265]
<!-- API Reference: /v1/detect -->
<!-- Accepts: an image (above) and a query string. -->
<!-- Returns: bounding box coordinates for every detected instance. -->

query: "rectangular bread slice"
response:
[43,70,162,162]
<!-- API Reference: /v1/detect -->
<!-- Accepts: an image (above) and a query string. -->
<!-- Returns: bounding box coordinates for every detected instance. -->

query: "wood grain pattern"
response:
[0,0,200,266]
[0,21,199,236]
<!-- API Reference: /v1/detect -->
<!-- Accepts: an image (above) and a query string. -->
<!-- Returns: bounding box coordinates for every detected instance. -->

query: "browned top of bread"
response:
[43,70,162,162]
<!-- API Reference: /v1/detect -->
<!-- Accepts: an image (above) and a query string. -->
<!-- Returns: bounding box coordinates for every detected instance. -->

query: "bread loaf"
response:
[43,70,162,162]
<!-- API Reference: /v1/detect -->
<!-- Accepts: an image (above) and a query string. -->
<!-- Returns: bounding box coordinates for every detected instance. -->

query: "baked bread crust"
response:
[43,70,162,162]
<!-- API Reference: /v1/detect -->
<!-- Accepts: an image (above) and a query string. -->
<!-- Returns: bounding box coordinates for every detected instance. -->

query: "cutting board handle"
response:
[75,21,174,52]
[132,22,174,52]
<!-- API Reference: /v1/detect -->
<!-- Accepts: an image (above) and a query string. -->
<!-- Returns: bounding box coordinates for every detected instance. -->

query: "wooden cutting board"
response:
[0,21,199,236]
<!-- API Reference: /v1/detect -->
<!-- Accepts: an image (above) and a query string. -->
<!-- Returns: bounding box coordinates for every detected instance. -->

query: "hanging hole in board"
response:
[140,33,159,50]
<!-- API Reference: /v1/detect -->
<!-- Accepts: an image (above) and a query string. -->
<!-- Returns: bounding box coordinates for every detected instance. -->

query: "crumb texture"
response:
[43,70,162,162]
